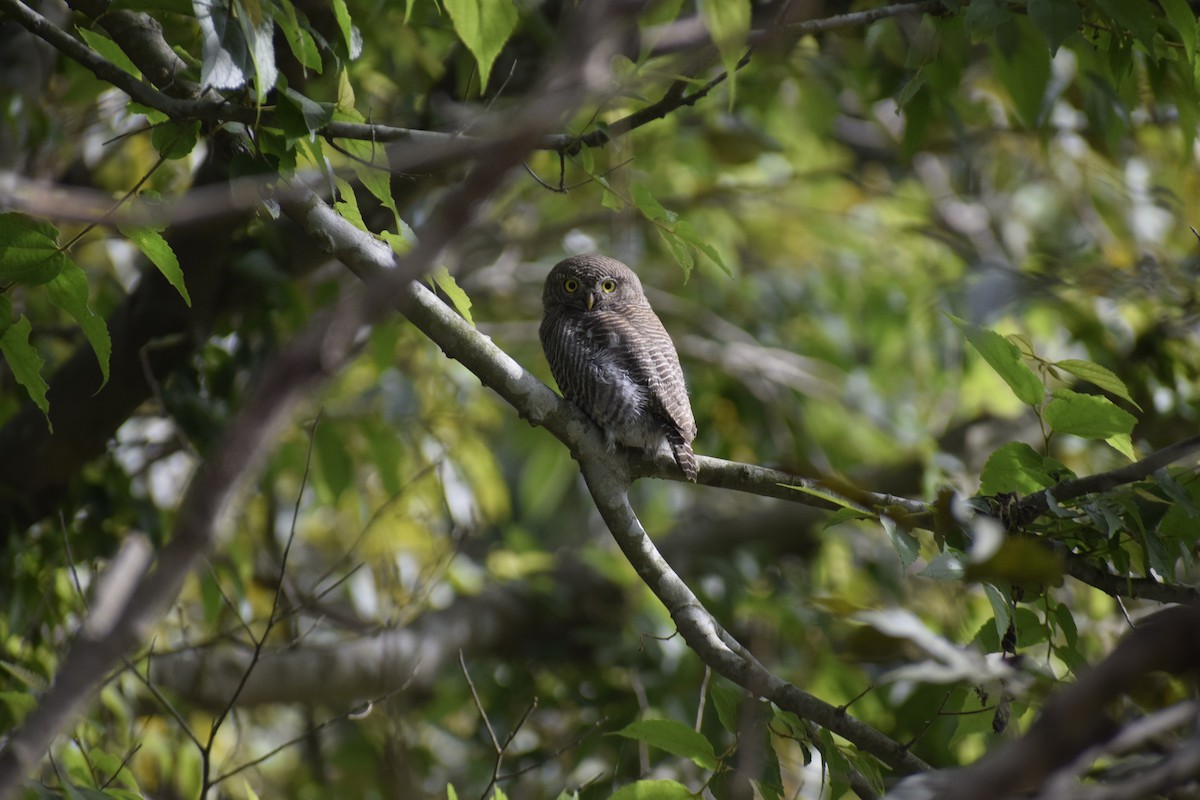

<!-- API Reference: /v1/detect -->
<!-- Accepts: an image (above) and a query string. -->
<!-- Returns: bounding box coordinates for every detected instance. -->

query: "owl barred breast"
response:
[540,254,698,481]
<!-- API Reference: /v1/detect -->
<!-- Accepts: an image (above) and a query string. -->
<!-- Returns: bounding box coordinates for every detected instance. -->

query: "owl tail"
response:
[667,430,698,482]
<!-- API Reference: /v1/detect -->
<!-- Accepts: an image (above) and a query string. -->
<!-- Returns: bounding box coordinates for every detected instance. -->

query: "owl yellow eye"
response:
[564,278,579,292]
[601,279,617,293]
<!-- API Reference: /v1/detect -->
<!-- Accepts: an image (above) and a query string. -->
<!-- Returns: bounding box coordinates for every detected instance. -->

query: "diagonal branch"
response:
[0,2,637,791]
[287,177,929,776]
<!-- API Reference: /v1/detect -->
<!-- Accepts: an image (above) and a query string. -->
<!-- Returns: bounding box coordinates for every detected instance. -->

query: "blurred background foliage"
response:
[2,0,1200,797]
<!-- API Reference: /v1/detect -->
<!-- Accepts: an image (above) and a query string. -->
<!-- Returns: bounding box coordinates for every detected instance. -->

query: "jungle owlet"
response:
[540,254,698,481]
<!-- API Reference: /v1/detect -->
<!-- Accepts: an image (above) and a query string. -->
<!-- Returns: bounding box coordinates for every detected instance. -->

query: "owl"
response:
[540,254,698,481]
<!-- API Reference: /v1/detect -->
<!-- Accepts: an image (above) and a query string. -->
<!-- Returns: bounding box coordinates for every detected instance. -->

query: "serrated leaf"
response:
[443,0,519,93]
[0,659,48,689]
[659,229,695,277]
[980,442,1057,495]
[673,219,731,276]
[333,177,366,230]
[699,0,749,105]
[610,719,717,770]
[193,0,254,90]
[1027,0,1081,55]
[1044,389,1136,439]
[339,136,398,218]
[631,184,675,223]
[918,550,965,580]
[1054,358,1140,410]
[121,226,191,307]
[607,780,693,800]
[0,213,69,285]
[0,316,49,425]
[272,0,323,73]
[46,264,111,388]
[151,119,200,160]
[76,27,141,77]
[431,267,474,326]
[949,315,1043,405]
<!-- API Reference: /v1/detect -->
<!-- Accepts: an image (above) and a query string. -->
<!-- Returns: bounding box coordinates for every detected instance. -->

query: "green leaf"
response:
[631,184,675,223]
[279,87,335,137]
[1053,358,1141,410]
[76,27,141,77]
[333,177,367,231]
[949,315,1043,405]
[0,690,36,720]
[918,550,965,580]
[983,583,1012,643]
[964,0,1012,40]
[1106,432,1136,461]
[658,229,695,277]
[314,419,353,503]
[964,537,1064,586]
[443,0,519,93]
[699,0,750,105]
[0,213,69,285]
[1161,0,1197,66]
[610,719,718,770]
[708,682,742,734]
[979,442,1057,495]
[151,119,200,160]
[0,316,50,424]
[992,18,1051,126]
[272,0,323,74]
[1092,0,1159,54]
[431,267,474,326]
[46,264,111,388]
[606,780,693,800]
[339,136,398,219]
[882,516,919,566]
[121,226,191,307]
[1027,0,1080,55]
[673,219,731,275]
[1044,389,1136,439]
[329,0,361,58]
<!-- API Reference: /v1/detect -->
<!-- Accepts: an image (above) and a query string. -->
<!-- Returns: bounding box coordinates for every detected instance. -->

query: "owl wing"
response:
[621,304,697,443]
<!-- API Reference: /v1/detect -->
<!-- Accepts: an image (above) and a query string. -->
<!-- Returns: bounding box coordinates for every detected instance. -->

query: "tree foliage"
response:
[1,0,1199,798]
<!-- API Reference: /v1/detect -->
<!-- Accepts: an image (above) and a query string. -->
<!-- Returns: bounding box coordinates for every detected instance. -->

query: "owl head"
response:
[542,254,647,313]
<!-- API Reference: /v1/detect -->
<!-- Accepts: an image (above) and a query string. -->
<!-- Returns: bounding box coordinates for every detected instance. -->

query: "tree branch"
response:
[917,604,1200,800]
[1014,434,1200,522]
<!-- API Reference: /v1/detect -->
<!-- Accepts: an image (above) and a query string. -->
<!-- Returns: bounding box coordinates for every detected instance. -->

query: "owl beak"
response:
[585,293,595,311]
